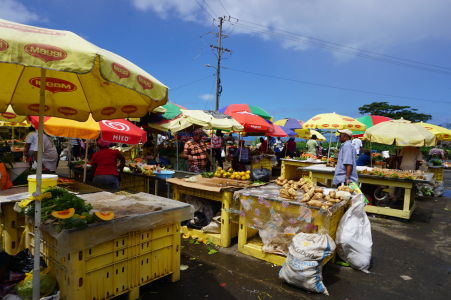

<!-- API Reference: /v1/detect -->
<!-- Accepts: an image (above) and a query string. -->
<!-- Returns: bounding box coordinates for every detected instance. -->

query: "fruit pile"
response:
[214,167,251,181]
[358,168,424,180]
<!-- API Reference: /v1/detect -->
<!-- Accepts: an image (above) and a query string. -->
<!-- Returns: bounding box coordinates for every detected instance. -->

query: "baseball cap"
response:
[337,129,353,138]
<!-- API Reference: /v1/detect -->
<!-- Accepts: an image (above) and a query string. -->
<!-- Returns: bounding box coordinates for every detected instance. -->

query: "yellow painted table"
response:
[234,183,347,266]
[427,166,444,182]
[301,165,431,219]
[251,154,276,171]
[281,159,326,180]
[168,177,248,247]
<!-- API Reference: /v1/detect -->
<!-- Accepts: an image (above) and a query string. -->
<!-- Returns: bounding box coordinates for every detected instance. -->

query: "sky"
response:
[1,0,450,125]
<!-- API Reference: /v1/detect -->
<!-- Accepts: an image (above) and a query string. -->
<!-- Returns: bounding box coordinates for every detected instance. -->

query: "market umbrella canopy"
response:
[181,109,243,131]
[29,115,147,144]
[416,122,451,141]
[0,105,27,122]
[364,119,436,146]
[148,115,194,133]
[228,111,270,133]
[219,104,272,120]
[295,129,326,141]
[353,115,391,137]
[274,118,304,130]
[161,102,186,120]
[0,120,30,127]
[266,122,288,137]
[303,113,366,131]
[0,18,168,121]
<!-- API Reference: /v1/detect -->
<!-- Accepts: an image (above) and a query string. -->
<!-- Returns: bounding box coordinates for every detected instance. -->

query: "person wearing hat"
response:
[183,128,210,173]
[332,129,358,186]
[91,140,125,191]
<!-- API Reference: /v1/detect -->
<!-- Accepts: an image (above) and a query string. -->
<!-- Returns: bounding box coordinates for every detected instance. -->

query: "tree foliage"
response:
[358,101,431,122]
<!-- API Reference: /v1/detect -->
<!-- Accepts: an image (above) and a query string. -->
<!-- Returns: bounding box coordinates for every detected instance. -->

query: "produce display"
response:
[358,168,425,180]
[275,176,351,210]
[214,167,251,181]
[21,187,115,231]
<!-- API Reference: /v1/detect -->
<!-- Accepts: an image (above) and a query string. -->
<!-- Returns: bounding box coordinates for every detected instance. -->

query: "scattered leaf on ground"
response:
[189,257,197,261]
[208,248,218,255]
[180,264,189,271]
[400,275,412,281]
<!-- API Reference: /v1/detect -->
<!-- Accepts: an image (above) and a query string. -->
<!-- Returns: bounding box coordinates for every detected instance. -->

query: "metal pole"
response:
[32,68,46,300]
[327,129,333,160]
[83,141,89,183]
[215,17,223,111]
[175,134,179,171]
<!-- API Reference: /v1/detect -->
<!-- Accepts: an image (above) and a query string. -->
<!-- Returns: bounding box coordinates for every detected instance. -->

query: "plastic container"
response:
[27,174,58,195]
[154,170,175,179]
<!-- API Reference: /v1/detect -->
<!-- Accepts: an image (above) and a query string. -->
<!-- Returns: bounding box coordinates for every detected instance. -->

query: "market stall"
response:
[233,178,354,265]
[301,164,433,219]
[167,176,253,247]
[281,157,326,180]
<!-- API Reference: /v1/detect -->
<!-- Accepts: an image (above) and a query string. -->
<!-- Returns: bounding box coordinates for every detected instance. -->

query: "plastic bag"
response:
[221,149,226,158]
[279,233,336,295]
[251,168,271,182]
[336,194,372,272]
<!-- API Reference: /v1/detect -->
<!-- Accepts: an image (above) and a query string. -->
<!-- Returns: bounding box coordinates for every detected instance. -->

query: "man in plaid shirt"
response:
[183,128,210,173]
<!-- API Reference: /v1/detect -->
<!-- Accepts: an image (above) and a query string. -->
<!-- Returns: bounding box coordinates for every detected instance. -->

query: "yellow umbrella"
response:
[364,119,436,146]
[295,129,326,141]
[148,116,194,133]
[417,122,451,141]
[0,120,30,127]
[303,112,366,131]
[0,19,168,297]
[0,105,27,122]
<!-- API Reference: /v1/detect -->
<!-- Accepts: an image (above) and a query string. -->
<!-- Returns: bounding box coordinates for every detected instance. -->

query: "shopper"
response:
[91,140,125,191]
[306,135,318,155]
[183,128,210,173]
[284,137,297,157]
[399,146,423,170]
[24,129,58,173]
[332,129,358,186]
[211,129,224,169]
[258,137,268,154]
[351,137,363,156]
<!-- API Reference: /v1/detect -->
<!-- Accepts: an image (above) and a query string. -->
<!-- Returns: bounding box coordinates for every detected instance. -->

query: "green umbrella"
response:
[162,102,186,119]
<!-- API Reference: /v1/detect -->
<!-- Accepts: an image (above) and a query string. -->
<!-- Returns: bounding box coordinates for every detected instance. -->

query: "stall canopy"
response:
[274,118,304,130]
[161,102,185,120]
[0,18,168,297]
[352,115,391,137]
[29,115,147,144]
[295,129,326,141]
[265,122,288,137]
[219,104,272,121]
[364,119,436,146]
[0,105,27,123]
[416,122,451,141]
[227,111,270,133]
[181,109,243,131]
[148,115,194,133]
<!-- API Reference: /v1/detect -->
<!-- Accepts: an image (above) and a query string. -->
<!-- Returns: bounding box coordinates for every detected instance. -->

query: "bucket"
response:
[27,174,58,195]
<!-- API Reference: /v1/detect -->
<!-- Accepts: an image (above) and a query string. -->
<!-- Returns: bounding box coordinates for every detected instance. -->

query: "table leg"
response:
[403,187,412,212]
[167,182,170,199]
[220,193,232,247]
[238,207,247,252]
[154,179,158,196]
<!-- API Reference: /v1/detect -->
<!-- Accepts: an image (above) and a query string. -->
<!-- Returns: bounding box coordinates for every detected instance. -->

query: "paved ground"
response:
[137,170,451,300]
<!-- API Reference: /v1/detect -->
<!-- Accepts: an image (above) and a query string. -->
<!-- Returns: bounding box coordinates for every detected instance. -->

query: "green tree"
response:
[358,101,431,122]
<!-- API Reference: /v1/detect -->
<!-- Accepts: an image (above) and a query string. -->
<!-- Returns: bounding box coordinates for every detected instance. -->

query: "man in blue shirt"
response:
[332,129,358,186]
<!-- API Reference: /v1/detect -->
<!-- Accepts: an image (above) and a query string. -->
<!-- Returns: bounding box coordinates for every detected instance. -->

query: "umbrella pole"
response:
[327,129,333,160]
[83,141,89,183]
[238,132,242,162]
[370,141,373,167]
[32,68,46,300]
[176,133,179,171]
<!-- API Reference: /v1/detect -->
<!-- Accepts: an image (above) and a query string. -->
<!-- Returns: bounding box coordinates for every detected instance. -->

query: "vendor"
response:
[258,137,268,154]
[306,135,318,155]
[183,128,210,173]
[233,140,250,171]
[332,129,358,186]
[399,146,423,170]
[356,149,371,166]
[211,129,224,169]
[91,140,125,191]
[23,128,58,173]
[284,137,297,157]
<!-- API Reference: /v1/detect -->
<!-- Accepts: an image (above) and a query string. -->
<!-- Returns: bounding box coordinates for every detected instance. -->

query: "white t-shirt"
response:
[351,138,363,155]
[400,147,423,170]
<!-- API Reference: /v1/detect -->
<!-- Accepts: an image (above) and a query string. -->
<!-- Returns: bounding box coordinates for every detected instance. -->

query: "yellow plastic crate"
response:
[27,223,181,300]
[0,202,25,255]
[120,173,149,193]
[251,157,273,171]
[428,167,444,182]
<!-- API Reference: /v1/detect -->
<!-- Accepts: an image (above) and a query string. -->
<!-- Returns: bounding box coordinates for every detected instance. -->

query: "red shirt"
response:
[91,149,121,176]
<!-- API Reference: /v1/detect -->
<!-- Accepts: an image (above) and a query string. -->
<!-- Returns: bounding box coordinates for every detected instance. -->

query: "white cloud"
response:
[0,0,39,23]
[131,0,451,58]
[199,93,214,101]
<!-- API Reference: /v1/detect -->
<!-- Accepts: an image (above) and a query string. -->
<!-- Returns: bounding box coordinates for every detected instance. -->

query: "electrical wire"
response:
[170,74,215,91]
[222,66,451,104]
[217,0,231,16]
[195,0,215,19]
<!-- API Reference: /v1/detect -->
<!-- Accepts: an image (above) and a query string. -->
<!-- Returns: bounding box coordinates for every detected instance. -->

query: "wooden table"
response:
[168,177,247,247]
[301,165,431,219]
[281,159,326,180]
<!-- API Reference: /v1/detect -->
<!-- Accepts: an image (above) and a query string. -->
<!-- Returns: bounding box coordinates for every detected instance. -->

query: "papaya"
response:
[94,211,115,221]
[51,208,75,219]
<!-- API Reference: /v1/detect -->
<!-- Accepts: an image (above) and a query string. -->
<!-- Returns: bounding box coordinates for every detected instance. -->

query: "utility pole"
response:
[211,16,231,111]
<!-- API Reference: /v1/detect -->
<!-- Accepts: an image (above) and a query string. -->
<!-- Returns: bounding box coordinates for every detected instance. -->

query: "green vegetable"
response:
[201,172,214,178]
[17,273,57,300]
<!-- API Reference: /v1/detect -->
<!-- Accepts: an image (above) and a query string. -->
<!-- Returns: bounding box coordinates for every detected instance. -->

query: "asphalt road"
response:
[136,171,451,300]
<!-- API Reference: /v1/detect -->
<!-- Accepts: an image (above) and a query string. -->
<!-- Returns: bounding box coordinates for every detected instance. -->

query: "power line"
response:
[234,19,451,76]
[195,0,215,19]
[202,0,219,18]
[222,66,451,104]
[217,0,231,16]
[170,74,214,91]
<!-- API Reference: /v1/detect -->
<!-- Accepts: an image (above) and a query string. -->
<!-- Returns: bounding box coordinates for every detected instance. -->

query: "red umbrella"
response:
[266,123,288,137]
[228,112,270,132]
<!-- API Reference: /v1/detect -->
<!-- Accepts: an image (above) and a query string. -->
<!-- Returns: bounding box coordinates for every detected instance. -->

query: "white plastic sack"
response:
[336,194,372,272]
[279,233,336,295]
